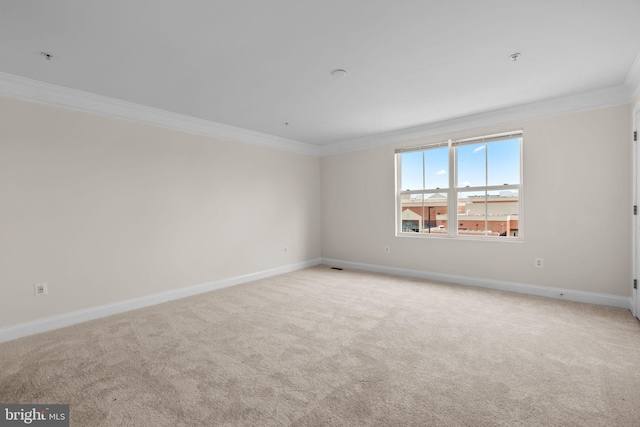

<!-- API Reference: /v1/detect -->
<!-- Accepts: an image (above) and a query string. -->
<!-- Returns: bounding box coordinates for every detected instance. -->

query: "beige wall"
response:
[0,95,633,330]
[0,97,321,328]
[321,104,633,297]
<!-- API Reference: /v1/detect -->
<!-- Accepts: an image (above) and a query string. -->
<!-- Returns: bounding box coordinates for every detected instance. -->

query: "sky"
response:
[401,138,520,193]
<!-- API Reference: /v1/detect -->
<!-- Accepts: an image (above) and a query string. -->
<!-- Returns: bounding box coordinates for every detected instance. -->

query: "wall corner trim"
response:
[0,259,322,343]
[322,258,633,310]
[625,50,640,99]
[0,72,320,157]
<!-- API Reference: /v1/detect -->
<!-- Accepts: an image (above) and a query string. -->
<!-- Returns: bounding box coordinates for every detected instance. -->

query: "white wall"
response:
[321,104,633,298]
[0,97,321,328]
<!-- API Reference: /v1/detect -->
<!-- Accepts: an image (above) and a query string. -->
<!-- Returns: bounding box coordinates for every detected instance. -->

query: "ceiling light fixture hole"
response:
[331,69,347,78]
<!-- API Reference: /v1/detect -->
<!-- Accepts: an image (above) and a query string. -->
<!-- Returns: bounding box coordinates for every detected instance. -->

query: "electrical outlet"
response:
[35,282,48,296]
[384,246,390,254]
[534,258,544,268]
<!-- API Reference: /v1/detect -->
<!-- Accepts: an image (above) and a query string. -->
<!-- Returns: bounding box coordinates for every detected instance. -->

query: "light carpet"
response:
[1,266,640,426]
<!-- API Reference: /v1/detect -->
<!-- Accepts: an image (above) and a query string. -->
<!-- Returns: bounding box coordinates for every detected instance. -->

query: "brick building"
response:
[401,192,519,237]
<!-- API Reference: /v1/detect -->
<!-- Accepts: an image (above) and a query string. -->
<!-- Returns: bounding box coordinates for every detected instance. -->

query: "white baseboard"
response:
[2,257,630,343]
[0,259,322,343]
[322,258,633,310]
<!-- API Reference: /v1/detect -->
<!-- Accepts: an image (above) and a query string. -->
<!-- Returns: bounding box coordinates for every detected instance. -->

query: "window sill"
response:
[396,232,524,242]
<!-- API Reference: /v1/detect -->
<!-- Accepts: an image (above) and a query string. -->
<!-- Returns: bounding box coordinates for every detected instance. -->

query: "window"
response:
[396,131,522,239]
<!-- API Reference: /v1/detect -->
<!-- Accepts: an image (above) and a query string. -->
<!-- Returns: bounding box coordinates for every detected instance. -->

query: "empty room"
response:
[1,1,640,426]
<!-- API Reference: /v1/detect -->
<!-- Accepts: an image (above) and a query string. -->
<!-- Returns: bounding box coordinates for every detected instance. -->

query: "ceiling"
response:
[1,0,639,149]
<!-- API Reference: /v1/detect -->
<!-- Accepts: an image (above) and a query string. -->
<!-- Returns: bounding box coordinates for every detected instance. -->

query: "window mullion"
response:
[421,150,426,233]
[484,143,489,235]
[448,139,456,237]
[456,185,519,192]
[396,154,403,234]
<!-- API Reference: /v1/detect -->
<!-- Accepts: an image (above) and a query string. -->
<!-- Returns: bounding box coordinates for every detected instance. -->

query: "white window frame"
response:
[395,130,523,240]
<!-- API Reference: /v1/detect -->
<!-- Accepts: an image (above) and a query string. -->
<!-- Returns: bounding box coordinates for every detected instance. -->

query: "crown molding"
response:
[2,71,633,159]
[625,50,640,99]
[319,85,633,156]
[0,72,320,157]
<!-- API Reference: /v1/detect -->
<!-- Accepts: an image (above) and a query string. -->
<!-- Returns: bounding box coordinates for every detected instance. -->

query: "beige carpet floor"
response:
[1,266,640,426]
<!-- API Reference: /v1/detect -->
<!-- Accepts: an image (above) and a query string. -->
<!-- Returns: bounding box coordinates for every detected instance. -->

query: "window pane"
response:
[488,138,520,186]
[423,193,448,235]
[401,151,423,191]
[396,132,522,239]
[424,147,448,190]
[457,190,488,236]
[457,143,486,188]
[485,189,519,237]
[401,193,423,232]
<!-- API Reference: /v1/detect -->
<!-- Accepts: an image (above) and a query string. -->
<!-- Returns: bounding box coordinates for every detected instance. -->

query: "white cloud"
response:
[435,169,446,175]
[473,145,486,154]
